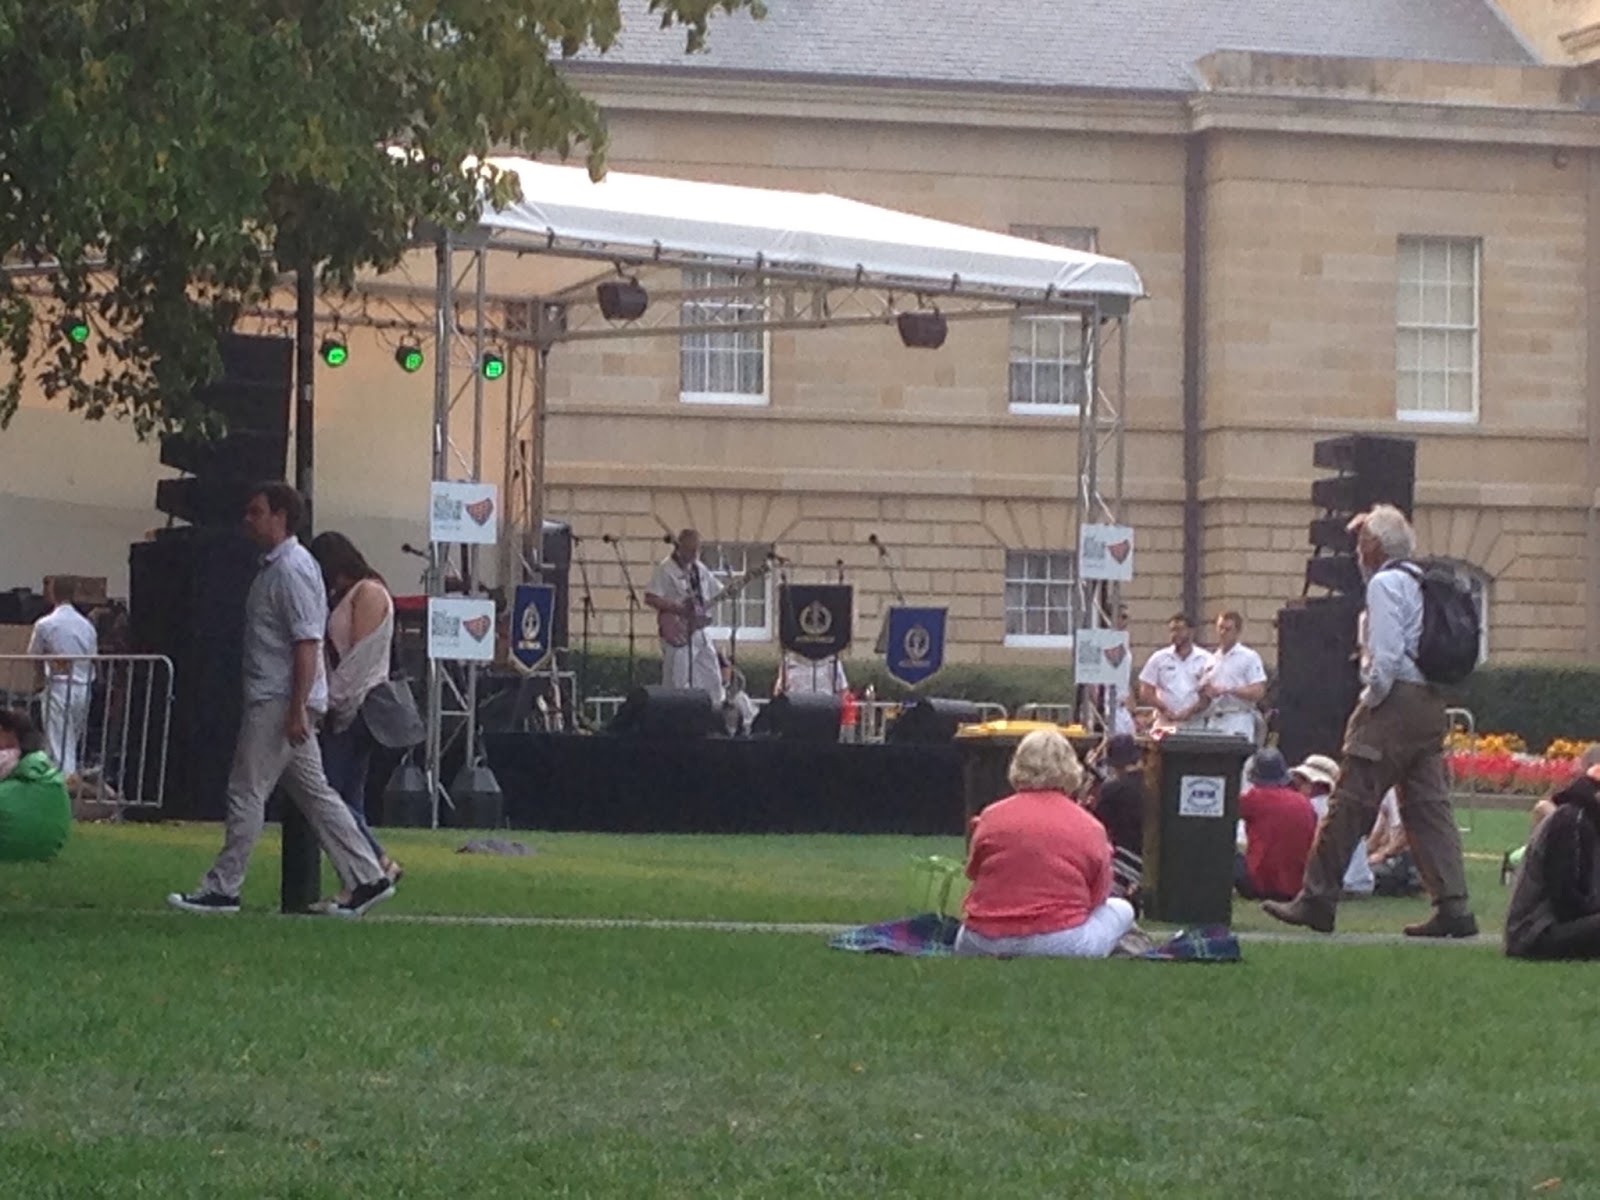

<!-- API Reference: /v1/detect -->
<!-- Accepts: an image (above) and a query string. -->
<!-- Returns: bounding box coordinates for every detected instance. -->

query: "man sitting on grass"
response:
[1505,770,1600,960]
[1235,748,1317,903]
[0,709,71,864]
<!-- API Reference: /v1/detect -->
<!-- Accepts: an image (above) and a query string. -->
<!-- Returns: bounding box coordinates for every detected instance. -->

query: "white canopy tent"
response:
[421,158,1145,823]
[472,158,1145,304]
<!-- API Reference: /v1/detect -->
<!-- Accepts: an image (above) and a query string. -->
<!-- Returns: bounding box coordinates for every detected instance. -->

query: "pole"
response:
[280,263,321,914]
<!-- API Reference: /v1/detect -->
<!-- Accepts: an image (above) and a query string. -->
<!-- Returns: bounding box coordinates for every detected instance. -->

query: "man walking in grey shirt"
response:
[168,483,395,917]
[1263,503,1476,939]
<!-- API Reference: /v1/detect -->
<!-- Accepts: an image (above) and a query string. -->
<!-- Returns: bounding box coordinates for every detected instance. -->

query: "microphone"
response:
[661,534,676,545]
[401,542,428,559]
[601,534,617,544]
[868,533,888,558]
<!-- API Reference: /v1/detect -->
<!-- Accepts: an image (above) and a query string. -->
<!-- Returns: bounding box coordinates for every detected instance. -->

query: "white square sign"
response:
[1074,628,1132,690]
[1078,523,1134,582]
[430,481,499,545]
[1177,775,1228,819]
[427,597,497,662]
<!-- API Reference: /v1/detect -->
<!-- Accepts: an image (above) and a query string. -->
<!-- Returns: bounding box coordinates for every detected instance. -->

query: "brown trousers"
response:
[1300,681,1471,918]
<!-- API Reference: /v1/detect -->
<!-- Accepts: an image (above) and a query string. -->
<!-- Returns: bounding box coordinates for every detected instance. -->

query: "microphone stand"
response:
[571,534,597,727]
[606,535,641,690]
[871,536,907,605]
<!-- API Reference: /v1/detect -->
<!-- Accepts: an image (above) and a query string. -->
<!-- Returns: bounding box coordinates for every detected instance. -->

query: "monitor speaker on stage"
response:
[752,693,841,744]
[886,696,981,745]
[606,686,719,740]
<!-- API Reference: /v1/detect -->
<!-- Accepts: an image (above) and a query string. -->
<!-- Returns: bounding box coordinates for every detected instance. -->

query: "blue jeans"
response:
[319,715,384,862]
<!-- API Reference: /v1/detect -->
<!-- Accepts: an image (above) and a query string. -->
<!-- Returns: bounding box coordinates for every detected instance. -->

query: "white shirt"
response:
[1360,562,1427,708]
[646,555,724,617]
[779,651,848,697]
[1139,644,1213,730]
[1202,642,1267,717]
[28,603,98,685]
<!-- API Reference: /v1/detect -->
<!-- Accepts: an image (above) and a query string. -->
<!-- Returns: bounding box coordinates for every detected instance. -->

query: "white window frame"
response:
[702,541,773,642]
[1395,235,1480,424]
[1008,226,1097,417]
[1003,549,1077,648]
[679,268,769,406]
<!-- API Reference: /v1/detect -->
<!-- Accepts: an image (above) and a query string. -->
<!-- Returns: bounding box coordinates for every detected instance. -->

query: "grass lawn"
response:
[4,810,1589,1197]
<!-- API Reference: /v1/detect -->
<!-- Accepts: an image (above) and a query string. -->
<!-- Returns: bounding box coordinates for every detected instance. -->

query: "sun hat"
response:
[1289,753,1340,790]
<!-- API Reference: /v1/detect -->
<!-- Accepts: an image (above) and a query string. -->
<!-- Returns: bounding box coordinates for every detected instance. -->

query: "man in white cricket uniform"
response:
[1200,610,1268,743]
[1138,612,1213,734]
[28,575,98,777]
[776,650,849,698]
[645,529,726,706]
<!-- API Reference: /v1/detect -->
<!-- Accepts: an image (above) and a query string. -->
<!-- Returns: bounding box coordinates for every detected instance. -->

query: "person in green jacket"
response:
[0,708,71,863]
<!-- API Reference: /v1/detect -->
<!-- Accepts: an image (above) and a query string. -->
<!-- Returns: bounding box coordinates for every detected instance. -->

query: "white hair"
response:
[1349,503,1415,562]
[1007,729,1085,795]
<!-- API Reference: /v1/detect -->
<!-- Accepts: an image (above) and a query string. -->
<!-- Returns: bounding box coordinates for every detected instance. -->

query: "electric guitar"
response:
[656,560,774,648]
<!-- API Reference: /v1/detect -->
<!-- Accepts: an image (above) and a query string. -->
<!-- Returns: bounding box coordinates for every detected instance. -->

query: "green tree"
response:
[0,0,758,434]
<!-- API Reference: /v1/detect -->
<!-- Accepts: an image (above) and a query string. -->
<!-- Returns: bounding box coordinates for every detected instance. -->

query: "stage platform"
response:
[483,733,964,835]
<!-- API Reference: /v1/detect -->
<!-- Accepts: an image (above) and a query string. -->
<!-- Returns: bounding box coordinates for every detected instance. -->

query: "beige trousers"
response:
[1299,681,1470,918]
[202,697,384,898]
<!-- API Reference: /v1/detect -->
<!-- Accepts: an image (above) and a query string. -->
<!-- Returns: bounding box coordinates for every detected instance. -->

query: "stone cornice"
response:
[1188,90,1600,148]
[566,65,1191,135]
[567,63,1600,148]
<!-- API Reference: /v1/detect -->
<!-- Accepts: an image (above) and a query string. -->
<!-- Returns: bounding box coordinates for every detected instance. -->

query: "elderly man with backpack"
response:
[1264,503,1480,939]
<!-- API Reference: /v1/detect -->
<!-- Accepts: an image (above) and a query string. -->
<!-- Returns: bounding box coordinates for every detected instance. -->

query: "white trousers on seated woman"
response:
[954,898,1136,959]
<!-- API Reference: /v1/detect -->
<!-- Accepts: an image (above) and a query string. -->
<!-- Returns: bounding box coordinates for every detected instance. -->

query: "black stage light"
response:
[597,279,649,322]
[896,310,948,349]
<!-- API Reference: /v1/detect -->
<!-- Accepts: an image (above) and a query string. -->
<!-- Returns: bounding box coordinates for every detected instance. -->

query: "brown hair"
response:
[251,481,305,532]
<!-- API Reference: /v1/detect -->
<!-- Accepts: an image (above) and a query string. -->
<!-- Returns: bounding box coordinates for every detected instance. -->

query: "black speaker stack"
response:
[1275,434,1415,767]
[129,333,292,818]
[605,686,720,740]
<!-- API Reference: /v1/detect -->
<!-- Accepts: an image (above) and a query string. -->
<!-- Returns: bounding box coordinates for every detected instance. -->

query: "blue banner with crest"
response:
[511,583,556,673]
[883,606,947,686]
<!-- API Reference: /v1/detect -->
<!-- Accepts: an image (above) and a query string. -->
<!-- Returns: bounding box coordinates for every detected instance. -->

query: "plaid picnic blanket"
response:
[1143,925,1241,962]
[829,915,1241,962]
[829,912,960,956]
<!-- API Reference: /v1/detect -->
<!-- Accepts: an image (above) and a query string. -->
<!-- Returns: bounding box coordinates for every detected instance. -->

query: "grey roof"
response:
[579,0,1535,94]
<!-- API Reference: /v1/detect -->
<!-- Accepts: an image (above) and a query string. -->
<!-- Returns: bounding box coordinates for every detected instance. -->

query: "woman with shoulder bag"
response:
[311,532,402,890]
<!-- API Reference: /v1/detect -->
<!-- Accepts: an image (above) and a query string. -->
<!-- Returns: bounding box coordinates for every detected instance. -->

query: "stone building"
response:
[5,0,1600,670]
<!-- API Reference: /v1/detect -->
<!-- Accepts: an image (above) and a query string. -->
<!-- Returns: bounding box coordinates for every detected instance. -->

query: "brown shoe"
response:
[1261,898,1335,934]
[1403,912,1479,939]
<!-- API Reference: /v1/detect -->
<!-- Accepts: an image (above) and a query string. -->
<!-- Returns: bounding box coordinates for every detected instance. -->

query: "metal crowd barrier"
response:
[0,654,174,816]
[1444,705,1477,834]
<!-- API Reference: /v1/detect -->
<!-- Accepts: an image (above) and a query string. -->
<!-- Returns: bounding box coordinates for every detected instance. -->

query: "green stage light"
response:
[479,352,505,380]
[319,336,348,367]
[394,343,425,373]
[62,316,90,344]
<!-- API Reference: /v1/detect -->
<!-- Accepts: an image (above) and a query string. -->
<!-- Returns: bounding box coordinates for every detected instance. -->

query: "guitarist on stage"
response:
[645,528,726,704]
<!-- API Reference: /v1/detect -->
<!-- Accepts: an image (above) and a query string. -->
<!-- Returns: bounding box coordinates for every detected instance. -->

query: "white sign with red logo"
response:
[430,481,499,545]
[427,597,497,662]
[1074,627,1132,690]
[1078,523,1135,582]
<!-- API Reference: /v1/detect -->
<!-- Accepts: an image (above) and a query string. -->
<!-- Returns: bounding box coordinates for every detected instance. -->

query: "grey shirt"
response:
[242,536,330,710]
[1359,560,1427,709]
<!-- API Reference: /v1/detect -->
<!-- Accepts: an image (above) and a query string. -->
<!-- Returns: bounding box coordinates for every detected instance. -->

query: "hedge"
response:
[562,645,1600,749]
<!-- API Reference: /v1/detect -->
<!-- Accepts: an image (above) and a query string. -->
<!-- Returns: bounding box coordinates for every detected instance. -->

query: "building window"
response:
[1396,236,1479,422]
[680,269,767,404]
[1009,226,1097,414]
[704,541,772,641]
[1003,549,1076,646]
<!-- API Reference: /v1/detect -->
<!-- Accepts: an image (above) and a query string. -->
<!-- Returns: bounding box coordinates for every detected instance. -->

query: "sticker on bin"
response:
[1177,775,1227,819]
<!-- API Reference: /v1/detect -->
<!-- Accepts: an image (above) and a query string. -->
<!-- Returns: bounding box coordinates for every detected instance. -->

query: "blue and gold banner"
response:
[511,583,556,673]
[884,606,947,686]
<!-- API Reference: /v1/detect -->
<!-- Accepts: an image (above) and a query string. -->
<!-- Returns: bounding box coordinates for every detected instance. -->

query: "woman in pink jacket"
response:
[956,729,1136,958]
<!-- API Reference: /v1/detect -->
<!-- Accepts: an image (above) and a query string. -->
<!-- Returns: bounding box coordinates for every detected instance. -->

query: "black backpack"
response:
[1385,560,1481,686]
